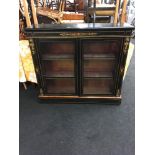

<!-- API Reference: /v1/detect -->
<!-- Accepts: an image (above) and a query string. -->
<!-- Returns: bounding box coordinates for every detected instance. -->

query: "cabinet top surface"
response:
[25,23,134,32]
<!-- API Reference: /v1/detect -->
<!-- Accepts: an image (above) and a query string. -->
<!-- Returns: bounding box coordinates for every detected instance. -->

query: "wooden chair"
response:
[36,0,65,23]
[86,0,127,25]
[21,0,128,27]
[20,0,65,24]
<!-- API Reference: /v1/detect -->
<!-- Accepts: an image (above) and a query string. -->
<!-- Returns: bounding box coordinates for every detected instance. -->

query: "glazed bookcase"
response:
[25,23,134,103]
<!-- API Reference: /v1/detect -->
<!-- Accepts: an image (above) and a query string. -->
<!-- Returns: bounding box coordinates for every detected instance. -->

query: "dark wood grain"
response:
[46,78,75,94]
[42,59,74,77]
[39,40,75,56]
[83,78,114,95]
[84,59,115,77]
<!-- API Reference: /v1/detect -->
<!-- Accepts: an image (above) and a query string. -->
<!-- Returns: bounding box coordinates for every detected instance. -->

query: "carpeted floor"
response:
[19,50,135,155]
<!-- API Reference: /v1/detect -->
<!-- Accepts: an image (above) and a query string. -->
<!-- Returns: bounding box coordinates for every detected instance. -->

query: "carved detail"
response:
[60,32,97,37]
[29,39,33,43]
[125,37,130,42]
[40,88,43,95]
[116,89,120,96]
[35,67,39,73]
[123,37,130,54]
[29,39,35,55]
[120,67,124,74]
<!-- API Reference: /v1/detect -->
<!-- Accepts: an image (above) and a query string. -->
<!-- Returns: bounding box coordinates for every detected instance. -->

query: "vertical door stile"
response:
[78,39,83,96]
[75,38,79,96]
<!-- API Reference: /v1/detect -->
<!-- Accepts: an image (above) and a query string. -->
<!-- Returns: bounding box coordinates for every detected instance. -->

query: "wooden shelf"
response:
[84,73,113,78]
[42,54,74,60]
[43,73,75,78]
[84,54,116,59]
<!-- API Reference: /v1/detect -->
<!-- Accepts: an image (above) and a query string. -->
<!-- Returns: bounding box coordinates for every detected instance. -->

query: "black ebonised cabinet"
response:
[25,23,134,103]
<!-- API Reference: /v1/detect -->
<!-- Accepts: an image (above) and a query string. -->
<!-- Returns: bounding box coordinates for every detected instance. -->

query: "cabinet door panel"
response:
[42,60,74,77]
[83,78,114,95]
[84,59,115,77]
[83,39,121,57]
[46,78,75,94]
[81,38,119,96]
[39,40,75,59]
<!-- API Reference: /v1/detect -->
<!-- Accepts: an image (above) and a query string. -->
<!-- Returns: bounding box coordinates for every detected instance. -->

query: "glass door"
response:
[81,38,121,95]
[38,39,77,95]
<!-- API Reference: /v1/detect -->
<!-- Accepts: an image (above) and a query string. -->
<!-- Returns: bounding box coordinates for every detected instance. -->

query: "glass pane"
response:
[83,78,114,95]
[42,60,74,77]
[84,59,115,77]
[39,40,75,59]
[83,40,121,57]
[46,78,75,94]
